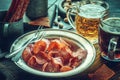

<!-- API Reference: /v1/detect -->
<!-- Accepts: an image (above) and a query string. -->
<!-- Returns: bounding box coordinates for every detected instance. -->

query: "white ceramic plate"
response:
[10,29,96,78]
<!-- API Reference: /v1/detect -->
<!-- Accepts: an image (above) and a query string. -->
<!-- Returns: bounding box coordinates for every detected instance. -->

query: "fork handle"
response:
[5,37,35,58]
[5,46,24,58]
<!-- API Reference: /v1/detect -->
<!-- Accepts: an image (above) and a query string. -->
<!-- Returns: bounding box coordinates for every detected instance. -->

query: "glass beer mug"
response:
[67,0,109,44]
[99,13,120,62]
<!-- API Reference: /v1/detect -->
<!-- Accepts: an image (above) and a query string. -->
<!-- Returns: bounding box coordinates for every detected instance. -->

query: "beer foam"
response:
[102,17,120,34]
[79,4,106,18]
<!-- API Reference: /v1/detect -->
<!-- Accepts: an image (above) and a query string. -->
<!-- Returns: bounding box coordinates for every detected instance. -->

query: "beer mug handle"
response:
[66,8,77,30]
[108,37,119,59]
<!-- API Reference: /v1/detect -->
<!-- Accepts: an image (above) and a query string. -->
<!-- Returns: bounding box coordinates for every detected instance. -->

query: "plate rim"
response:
[10,29,96,77]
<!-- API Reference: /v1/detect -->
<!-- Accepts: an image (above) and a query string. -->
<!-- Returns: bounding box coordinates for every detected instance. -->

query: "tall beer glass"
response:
[67,1,109,44]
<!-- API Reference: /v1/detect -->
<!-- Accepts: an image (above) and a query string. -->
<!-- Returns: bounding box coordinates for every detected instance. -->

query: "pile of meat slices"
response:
[22,38,87,72]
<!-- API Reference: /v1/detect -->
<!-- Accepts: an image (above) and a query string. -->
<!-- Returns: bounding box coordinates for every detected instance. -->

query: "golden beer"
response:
[75,4,106,43]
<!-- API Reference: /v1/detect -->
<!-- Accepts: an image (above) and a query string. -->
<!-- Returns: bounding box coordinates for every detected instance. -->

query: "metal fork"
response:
[5,26,45,59]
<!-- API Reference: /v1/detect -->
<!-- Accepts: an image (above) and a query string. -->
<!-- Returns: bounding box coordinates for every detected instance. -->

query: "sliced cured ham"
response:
[60,66,72,72]
[22,38,87,72]
[33,40,47,54]
[22,44,33,62]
